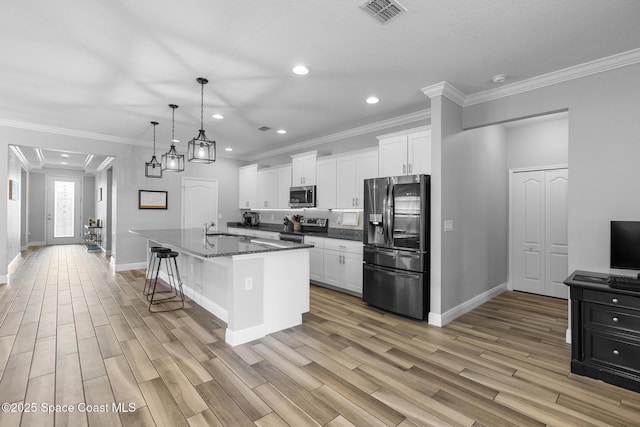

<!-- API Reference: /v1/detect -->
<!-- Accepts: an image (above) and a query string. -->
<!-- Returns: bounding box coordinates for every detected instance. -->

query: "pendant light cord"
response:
[172,107,176,142]
[200,81,204,130]
[152,123,156,154]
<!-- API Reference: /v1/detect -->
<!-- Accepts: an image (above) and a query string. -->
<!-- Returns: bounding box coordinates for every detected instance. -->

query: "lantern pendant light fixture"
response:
[162,104,185,172]
[187,77,216,163]
[145,121,163,178]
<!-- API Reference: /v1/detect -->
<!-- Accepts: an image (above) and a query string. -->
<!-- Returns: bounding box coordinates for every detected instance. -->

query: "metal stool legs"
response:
[148,251,185,312]
[144,246,171,297]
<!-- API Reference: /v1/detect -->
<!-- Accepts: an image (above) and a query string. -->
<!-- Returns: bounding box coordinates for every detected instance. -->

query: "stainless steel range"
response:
[278,217,328,243]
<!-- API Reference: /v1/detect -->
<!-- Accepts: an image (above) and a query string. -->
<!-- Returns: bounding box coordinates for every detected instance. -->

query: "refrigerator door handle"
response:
[387,178,395,246]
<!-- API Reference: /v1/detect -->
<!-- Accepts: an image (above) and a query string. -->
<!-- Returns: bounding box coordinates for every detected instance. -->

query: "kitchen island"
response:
[130,229,312,346]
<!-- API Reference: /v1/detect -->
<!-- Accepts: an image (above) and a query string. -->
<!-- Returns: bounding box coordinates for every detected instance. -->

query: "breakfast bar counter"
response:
[130,228,313,345]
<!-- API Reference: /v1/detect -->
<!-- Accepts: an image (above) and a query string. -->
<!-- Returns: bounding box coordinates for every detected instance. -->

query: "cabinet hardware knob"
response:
[612,317,620,322]
[613,349,620,356]
[612,298,619,303]
[408,164,412,174]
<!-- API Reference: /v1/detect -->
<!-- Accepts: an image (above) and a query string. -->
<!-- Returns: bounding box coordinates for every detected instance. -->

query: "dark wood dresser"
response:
[565,270,640,393]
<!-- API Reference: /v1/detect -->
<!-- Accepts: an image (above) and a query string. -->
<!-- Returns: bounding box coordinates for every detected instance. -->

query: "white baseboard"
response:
[181,284,228,323]
[0,274,7,284]
[20,245,28,251]
[8,253,21,269]
[225,324,266,346]
[566,328,571,344]
[113,261,146,272]
[429,282,508,327]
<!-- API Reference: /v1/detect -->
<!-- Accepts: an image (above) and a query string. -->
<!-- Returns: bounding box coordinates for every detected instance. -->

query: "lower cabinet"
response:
[306,236,363,296]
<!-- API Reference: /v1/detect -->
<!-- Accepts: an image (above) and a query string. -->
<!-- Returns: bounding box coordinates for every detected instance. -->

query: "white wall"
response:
[505,114,568,170]
[6,149,22,266]
[464,62,640,275]
[28,172,46,244]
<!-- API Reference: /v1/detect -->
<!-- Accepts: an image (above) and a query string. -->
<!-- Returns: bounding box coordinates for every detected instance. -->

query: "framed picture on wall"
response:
[138,190,168,209]
[8,180,18,201]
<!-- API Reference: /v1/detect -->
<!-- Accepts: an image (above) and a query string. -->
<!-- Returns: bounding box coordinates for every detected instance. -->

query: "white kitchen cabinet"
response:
[291,151,317,186]
[228,227,279,240]
[316,157,337,209]
[277,165,292,209]
[322,238,363,295]
[336,149,378,209]
[304,236,325,283]
[378,128,431,177]
[238,164,258,209]
[257,168,278,209]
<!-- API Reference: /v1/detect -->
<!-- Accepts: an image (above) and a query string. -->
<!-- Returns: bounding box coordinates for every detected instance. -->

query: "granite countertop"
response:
[130,228,313,258]
[227,222,363,242]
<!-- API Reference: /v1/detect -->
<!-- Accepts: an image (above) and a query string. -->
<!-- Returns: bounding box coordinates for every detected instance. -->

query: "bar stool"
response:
[143,246,171,297]
[148,250,185,312]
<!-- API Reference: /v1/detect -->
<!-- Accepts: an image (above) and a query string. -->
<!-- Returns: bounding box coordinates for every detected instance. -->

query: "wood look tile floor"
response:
[1,245,639,426]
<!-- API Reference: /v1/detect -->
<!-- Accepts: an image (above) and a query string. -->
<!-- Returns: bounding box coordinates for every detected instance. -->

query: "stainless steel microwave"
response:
[289,185,316,208]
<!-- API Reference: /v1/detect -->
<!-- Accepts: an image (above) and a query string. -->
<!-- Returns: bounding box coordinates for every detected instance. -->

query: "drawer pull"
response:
[612,317,620,323]
[613,349,620,356]
[612,298,619,304]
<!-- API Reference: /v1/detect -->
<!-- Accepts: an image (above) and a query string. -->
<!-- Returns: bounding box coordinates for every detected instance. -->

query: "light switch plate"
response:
[444,220,454,232]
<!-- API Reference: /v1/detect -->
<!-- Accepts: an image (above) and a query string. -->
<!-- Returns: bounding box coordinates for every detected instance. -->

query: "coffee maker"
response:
[242,212,260,226]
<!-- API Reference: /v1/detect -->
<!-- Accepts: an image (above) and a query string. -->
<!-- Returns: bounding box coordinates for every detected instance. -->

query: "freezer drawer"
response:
[364,246,425,272]
[363,263,428,320]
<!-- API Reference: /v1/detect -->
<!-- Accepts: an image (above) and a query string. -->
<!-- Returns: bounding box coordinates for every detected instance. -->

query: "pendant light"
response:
[187,77,216,163]
[162,104,184,172]
[145,121,162,178]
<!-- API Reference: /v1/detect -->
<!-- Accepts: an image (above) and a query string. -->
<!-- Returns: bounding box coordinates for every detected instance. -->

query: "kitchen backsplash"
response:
[246,209,363,230]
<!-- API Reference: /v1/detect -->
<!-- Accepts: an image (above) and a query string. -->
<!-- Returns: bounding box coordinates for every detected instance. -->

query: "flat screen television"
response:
[610,221,640,270]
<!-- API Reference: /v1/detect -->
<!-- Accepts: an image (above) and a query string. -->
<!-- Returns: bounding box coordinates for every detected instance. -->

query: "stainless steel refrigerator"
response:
[363,174,430,320]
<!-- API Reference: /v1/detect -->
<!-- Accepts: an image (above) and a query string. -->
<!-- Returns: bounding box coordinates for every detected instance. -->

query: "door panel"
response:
[183,178,218,231]
[513,171,545,294]
[46,175,82,245]
[545,169,569,298]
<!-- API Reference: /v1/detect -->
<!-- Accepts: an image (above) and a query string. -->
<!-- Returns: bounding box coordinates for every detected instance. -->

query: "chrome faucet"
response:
[202,221,216,234]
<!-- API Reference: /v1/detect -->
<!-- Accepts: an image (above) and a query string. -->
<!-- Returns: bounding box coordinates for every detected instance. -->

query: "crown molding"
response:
[8,145,31,170]
[464,47,640,106]
[247,108,431,161]
[0,118,143,145]
[421,81,466,107]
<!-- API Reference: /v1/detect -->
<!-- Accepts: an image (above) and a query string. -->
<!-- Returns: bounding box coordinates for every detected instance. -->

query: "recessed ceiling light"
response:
[212,113,224,119]
[225,147,233,152]
[61,154,69,158]
[292,64,309,75]
[61,161,68,165]
[366,96,380,104]
[277,129,287,134]
[492,74,507,84]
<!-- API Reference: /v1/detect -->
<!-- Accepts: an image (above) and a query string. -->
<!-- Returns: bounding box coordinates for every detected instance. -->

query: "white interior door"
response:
[511,168,568,298]
[545,169,569,298]
[182,178,219,231]
[513,171,545,294]
[46,175,83,245]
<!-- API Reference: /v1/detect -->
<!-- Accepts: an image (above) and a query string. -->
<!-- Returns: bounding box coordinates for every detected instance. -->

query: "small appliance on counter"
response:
[242,211,260,226]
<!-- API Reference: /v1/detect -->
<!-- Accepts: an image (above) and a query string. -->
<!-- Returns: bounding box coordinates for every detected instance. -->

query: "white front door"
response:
[511,168,568,298]
[46,175,83,245]
[182,178,219,231]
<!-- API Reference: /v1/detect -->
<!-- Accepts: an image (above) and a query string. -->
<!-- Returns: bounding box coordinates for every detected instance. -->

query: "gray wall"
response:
[442,124,508,312]
[28,172,46,244]
[6,149,22,265]
[464,62,640,274]
[505,114,568,170]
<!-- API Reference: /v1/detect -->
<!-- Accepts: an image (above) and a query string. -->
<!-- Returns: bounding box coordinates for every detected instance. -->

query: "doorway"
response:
[182,178,219,230]
[46,175,83,245]
[510,166,568,298]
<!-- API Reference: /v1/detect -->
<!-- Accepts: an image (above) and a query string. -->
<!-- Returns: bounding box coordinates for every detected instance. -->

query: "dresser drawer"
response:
[584,302,640,335]
[583,289,640,310]
[584,329,640,374]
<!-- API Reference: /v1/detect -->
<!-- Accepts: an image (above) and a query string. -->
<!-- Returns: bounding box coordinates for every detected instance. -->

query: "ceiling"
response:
[2,0,639,166]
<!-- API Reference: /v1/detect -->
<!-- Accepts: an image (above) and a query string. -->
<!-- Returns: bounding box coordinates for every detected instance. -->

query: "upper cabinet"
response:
[277,165,292,209]
[257,168,279,209]
[378,127,431,177]
[238,164,258,209]
[336,149,378,209]
[316,157,337,209]
[291,151,317,186]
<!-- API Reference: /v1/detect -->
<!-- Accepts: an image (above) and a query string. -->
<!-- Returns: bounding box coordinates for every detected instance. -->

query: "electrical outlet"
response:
[337,216,342,225]
[444,220,454,232]
[245,277,253,290]
[218,213,222,219]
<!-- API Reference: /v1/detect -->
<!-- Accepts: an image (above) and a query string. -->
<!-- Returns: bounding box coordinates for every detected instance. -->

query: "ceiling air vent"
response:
[361,0,407,24]
[258,126,271,131]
